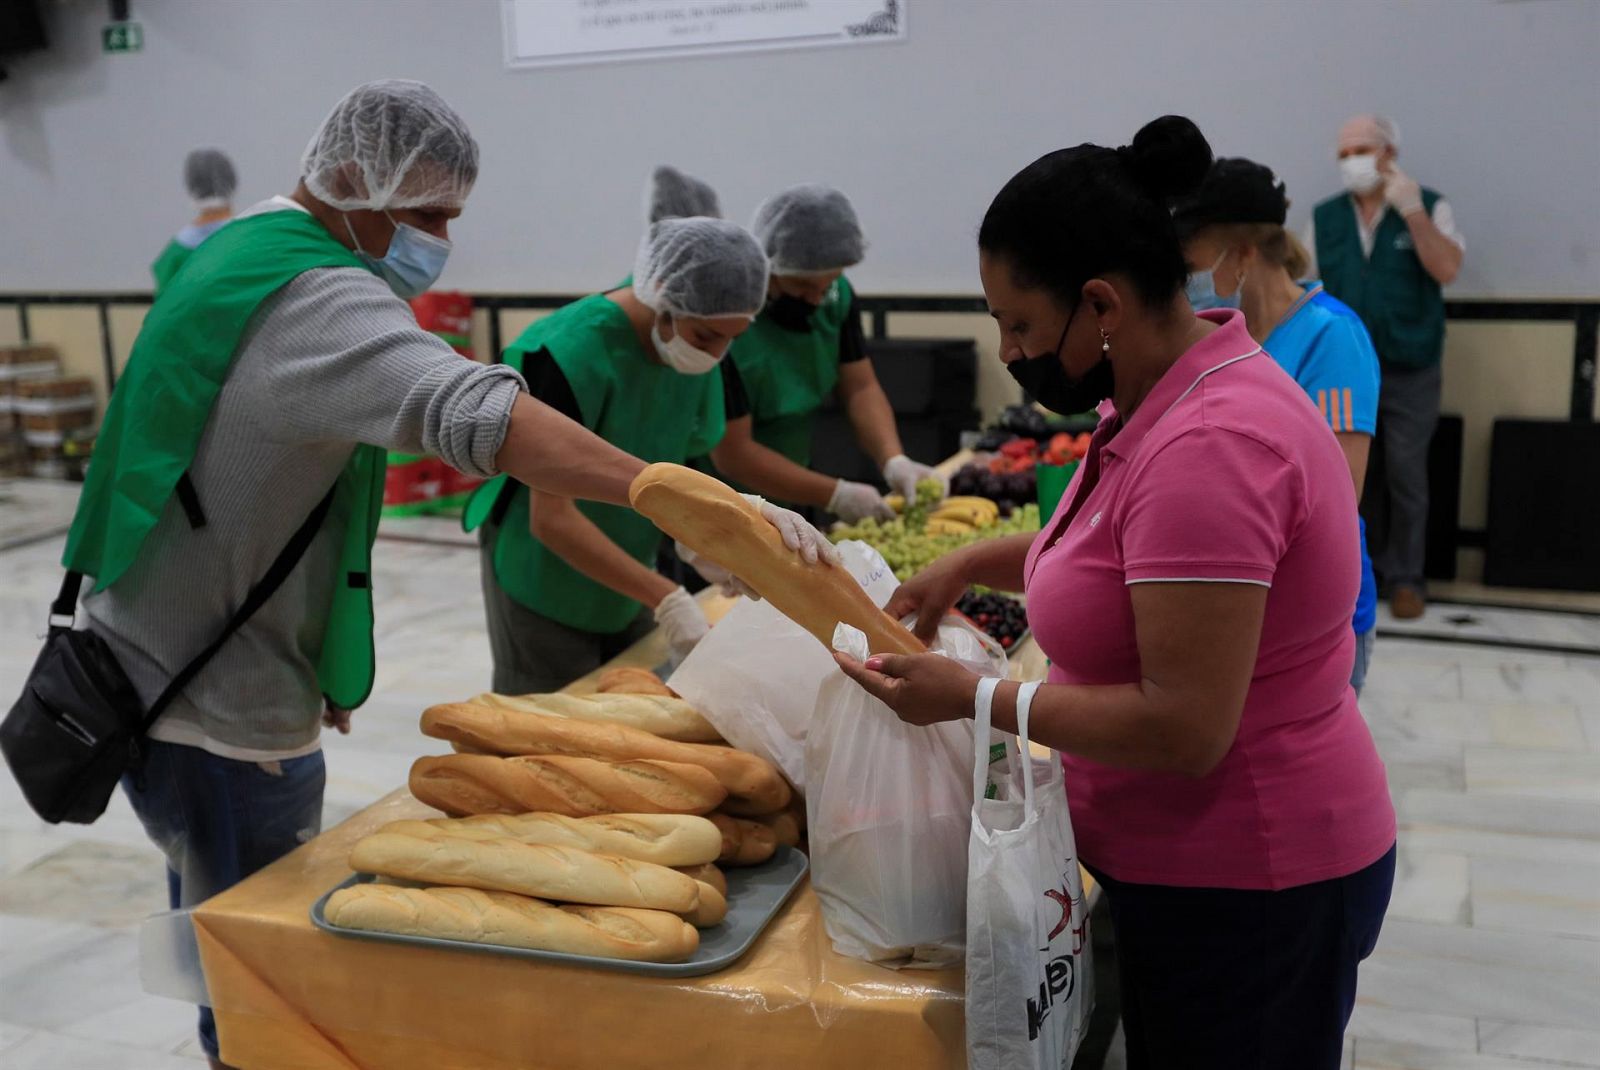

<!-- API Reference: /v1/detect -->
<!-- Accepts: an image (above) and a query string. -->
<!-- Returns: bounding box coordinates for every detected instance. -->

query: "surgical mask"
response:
[1185,251,1241,312]
[345,211,452,299]
[766,292,819,332]
[1004,301,1115,416]
[652,319,722,375]
[1339,154,1383,195]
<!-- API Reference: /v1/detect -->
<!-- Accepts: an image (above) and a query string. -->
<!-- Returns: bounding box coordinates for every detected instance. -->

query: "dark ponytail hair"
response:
[978,115,1213,308]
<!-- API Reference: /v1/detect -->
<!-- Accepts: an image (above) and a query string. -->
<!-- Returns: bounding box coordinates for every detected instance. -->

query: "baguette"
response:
[422,703,789,814]
[470,692,719,744]
[674,862,727,898]
[324,884,698,963]
[378,813,721,868]
[753,809,802,849]
[349,827,700,913]
[628,463,924,657]
[596,667,675,696]
[409,754,726,819]
[682,879,728,928]
[709,812,777,867]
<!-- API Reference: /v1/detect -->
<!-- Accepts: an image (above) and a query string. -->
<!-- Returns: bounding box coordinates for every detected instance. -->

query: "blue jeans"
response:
[1090,843,1395,1070]
[122,740,326,1059]
[1350,628,1376,696]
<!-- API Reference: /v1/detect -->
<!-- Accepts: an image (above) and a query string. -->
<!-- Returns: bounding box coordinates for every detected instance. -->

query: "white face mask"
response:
[652,318,722,375]
[1340,153,1383,195]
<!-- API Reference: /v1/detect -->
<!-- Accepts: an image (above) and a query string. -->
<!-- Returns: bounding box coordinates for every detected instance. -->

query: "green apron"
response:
[64,207,388,709]
[149,238,192,294]
[464,295,726,634]
[726,275,854,467]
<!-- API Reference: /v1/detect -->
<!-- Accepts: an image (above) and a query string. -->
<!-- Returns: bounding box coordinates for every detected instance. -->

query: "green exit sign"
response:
[102,22,143,53]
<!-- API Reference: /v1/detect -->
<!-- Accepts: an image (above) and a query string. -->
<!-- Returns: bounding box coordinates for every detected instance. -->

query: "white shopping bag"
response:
[668,541,898,789]
[806,619,1007,969]
[966,680,1092,1070]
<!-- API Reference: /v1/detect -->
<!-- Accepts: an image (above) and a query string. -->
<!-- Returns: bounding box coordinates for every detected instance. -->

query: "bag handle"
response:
[971,676,1001,802]
[1014,681,1042,808]
[136,483,337,735]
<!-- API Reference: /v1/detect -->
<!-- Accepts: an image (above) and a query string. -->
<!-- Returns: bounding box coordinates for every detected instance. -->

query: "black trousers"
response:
[1089,844,1396,1070]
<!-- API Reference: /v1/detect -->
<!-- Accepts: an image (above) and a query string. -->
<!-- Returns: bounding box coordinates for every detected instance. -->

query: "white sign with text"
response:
[502,0,906,69]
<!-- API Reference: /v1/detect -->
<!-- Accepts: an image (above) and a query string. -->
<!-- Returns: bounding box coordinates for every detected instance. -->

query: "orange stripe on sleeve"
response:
[1344,388,1354,431]
[1329,390,1341,431]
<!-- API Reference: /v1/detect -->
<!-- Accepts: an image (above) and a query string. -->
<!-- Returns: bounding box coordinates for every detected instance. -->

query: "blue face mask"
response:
[345,211,452,299]
[1185,251,1241,312]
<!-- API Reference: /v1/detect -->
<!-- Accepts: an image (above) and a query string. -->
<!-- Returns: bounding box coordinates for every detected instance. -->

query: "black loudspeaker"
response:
[1484,419,1600,591]
[1362,412,1462,584]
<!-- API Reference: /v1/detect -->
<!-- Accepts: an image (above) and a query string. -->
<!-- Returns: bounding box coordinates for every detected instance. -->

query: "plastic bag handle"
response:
[1015,681,1042,807]
[971,676,1001,801]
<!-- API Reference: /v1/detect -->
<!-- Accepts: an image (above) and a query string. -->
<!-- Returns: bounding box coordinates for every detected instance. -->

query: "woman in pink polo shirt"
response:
[837,116,1395,1070]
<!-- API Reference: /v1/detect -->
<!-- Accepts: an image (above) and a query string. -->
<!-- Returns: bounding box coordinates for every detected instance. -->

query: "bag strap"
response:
[1014,681,1041,807]
[49,572,83,635]
[971,677,1001,802]
[137,483,337,734]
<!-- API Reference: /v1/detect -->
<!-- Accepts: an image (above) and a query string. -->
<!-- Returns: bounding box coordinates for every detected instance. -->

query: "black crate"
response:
[809,409,979,489]
[861,338,977,415]
[1484,419,1600,591]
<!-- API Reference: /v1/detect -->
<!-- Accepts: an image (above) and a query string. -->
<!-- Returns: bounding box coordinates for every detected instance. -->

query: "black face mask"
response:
[766,292,819,332]
[1005,302,1115,416]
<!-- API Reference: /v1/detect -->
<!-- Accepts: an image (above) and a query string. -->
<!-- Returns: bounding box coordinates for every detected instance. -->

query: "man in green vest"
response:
[708,184,946,522]
[150,147,238,294]
[1308,114,1464,620]
[63,80,829,1069]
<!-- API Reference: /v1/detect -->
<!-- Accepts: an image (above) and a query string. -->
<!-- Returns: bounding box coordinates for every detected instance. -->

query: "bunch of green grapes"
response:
[832,501,1042,581]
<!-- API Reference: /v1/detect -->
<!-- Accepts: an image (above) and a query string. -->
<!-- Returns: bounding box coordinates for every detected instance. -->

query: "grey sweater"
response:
[84,253,524,757]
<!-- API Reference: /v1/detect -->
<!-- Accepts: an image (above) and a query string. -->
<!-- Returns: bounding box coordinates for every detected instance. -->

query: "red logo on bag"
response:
[1044,868,1087,950]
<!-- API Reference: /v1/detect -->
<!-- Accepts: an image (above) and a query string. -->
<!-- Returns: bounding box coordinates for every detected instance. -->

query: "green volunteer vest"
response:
[150,239,191,295]
[463,295,726,634]
[63,207,387,709]
[1313,190,1445,369]
[726,275,854,467]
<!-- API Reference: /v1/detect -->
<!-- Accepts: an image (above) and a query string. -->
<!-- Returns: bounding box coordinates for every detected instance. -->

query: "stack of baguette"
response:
[326,812,727,962]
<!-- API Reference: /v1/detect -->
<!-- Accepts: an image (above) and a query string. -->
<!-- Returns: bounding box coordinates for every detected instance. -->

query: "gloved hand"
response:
[654,585,710,661]
[827,479,895,523]
[742,493,843,566]
[676,540,759,600]
[1383,167,1424,217]
[882,454,948,502]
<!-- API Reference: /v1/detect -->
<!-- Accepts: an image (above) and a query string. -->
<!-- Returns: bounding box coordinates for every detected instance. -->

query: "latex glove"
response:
[1383,167,1424,217]
[675,540,759,600]
[742,493,842,567]
[827,479,895,523]
[654,585,710,660]
[882,454,949,503]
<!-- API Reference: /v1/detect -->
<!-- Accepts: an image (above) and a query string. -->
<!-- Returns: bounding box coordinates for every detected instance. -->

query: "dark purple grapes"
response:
[957,591,1029,648]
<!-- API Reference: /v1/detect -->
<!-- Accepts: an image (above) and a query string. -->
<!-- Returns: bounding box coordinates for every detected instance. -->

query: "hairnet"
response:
[632,217,769,320]
[646,165,721,223]
[750,184,866,276]
[1170,157,1288,238]
[301,80,479,212]
[184,149,237,203]
[1338,114,1401,153]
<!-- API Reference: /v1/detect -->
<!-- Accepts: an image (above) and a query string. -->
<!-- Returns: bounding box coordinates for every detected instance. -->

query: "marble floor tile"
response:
[1368,660,1463,700]
[1398,825,1600,867]
[0,1031,201,1070]
[0,841,168,928]
[1353,1038,1565,1069]
[1470,856,1600,940]
[1486,702,1588,750]
[59,994,198,1054]
[1345,1001,1477,1051]
[1386,851,1470,925]
[1372,701,1493,746]
[0,923,144,1031]
[0,1022,33,1052]
[1465,747,1600,804]
[1371,735,1467,792]
[1394,788,1600,842]
[1461,663,1600,706]
[1477,1020,1600,1067]
[0,828,66,879]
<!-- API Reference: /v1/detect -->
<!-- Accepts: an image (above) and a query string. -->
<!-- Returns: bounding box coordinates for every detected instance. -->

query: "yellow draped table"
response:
[194,547,1081,1068]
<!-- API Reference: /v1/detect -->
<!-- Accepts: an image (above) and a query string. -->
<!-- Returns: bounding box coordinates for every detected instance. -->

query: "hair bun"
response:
[1123,115,1213,202]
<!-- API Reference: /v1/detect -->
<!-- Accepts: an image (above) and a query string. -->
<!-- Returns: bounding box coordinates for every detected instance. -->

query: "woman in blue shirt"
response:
[1173,158,1381,693]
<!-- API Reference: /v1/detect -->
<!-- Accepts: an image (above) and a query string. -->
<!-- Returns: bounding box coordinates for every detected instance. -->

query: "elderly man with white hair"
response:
[48,80,829,1069]
[1305,114,1464,621]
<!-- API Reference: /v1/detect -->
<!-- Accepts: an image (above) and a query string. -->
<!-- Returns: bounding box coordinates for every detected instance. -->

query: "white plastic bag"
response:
[805,618,1007,969]
[966,680,1092,1070]
[668,541,898,789]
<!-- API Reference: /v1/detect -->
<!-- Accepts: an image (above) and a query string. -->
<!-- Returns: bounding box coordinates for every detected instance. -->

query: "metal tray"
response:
[310,845,808,978]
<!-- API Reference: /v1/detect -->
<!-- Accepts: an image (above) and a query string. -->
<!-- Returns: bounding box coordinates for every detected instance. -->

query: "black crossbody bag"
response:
[1,484,334,824]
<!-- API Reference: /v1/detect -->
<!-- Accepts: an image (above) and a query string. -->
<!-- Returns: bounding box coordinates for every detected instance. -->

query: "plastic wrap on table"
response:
[192,789,965,1070]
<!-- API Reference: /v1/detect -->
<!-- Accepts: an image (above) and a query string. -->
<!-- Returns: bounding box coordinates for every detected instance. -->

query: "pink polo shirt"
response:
[1024,310,1394,890]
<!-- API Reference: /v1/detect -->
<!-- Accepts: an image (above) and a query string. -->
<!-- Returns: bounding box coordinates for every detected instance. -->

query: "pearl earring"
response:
[1101,331,1111,354]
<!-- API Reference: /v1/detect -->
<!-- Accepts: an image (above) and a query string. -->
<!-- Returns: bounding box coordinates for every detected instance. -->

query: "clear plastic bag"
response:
[668,541,900,790]
[805,618,1006,969]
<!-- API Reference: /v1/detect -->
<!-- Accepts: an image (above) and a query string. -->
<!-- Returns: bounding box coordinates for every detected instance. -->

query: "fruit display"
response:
[956,591,1029,650]
[949,433,1088,516]
[832,500,1042,583]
